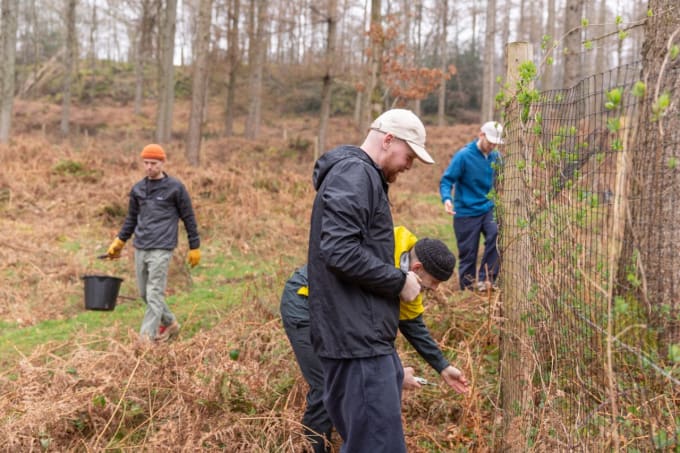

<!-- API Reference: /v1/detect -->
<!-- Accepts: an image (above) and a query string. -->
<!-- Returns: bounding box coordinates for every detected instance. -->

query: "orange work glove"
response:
[106,237,126,258]
[188,248,201,267]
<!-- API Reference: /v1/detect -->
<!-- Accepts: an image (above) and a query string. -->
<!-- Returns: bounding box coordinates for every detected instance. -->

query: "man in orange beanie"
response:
[107,143,201,343]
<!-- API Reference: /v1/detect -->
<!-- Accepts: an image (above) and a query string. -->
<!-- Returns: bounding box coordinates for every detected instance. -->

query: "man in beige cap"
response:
[307,109,433,452]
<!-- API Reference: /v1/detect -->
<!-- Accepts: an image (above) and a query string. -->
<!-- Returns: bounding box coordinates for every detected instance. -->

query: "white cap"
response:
[480,121,504,145]
[370,109,434,164]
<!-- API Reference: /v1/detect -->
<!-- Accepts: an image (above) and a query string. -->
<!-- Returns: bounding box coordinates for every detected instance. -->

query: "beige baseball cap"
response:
[480,121,504,145]
[370,109,434,164]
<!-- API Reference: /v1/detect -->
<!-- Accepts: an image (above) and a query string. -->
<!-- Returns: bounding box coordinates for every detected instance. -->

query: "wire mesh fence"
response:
[497,58,679,451]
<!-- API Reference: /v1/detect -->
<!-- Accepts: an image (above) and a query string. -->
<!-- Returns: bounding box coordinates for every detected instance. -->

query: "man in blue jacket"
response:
[439,121,503,291]
[307,109,431,452]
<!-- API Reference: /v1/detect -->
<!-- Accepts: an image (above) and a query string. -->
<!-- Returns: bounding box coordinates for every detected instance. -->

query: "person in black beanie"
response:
[281,226,468,452]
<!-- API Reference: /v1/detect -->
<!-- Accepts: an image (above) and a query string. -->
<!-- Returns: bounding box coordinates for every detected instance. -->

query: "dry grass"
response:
[0,99,493,451]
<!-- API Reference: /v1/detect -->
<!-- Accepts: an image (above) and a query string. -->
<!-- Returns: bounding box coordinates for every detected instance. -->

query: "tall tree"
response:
[134,0,157,116]
[437,0,448,126]
[185,0,213,166]
[0,0,19,144]
[481,0,496,121]
[245,0,267,139]
[621,0,680,365]
[60,0,77,137]
[155,0,177,143]
[223,0,240,137]
[361,0,382,130]
[540,0,556,90]
[317,0,338,153]
[563,0,585,88]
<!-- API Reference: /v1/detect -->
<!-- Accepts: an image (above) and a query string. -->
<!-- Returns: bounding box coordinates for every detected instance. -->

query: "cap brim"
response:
[408,141,435,164]
[488,137,504,145]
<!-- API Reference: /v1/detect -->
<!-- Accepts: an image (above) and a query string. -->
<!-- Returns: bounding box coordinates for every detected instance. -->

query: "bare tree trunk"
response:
[245,0,267,139]
[412,0,422,116]
[60,0,77,137]
[355,0,369,127]
[318,0,338,153]
[156,0,177,143]
[223,0,240,137]
[361,0,381,130]
[621,0,680,365]
[481,0,496,121]
[563,0,584,88]
[0,0,18,144]
[134,0,156,116]
[185,0,213,166]
[437,0,448,126]
[540,0,556,90]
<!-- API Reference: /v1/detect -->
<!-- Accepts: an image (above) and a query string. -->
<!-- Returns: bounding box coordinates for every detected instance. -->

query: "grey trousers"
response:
[135,249,175,339]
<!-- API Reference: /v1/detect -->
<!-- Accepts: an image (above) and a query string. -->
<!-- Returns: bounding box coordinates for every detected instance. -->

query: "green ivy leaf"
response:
[669,344,680,363]
[581,18,589,27]
[632,81,646,98]
[671,45,679,60]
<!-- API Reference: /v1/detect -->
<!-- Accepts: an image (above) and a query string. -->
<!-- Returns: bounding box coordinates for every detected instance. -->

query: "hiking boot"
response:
[156,320,180,342]
[477,281,500,292]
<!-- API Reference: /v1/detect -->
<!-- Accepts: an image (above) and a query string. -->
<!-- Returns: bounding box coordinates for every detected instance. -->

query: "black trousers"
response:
[283,321,332,452]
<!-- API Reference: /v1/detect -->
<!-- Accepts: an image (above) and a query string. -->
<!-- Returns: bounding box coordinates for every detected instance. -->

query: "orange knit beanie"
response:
[140,144,166,161]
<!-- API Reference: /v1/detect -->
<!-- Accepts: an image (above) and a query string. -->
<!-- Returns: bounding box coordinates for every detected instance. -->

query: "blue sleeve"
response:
[439,152,463,203]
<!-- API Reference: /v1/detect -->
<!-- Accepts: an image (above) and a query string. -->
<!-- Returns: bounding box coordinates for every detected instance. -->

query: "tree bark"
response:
[318,0,338,153]
[185,0,213,166]
[621,0,680,363]
[134,0,157,116]
[245,0,268,140]
[437,0,448,126]
[156,0,177,144]
[481,0,496,121]
[0,0,19,144]
[563,0,584,88]
[361,0,382,130]
[223,0,240,137]
[540,0,556,90]
[60,0,77,137]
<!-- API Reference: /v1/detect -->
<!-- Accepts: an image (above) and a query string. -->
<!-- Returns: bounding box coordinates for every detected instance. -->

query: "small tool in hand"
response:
[414,376,435,386]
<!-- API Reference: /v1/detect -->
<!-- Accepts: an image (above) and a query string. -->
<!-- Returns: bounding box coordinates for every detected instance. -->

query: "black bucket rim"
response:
[82,274,124,282]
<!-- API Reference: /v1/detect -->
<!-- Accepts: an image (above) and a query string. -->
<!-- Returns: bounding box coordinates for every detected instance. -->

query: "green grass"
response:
[0,249,277,371]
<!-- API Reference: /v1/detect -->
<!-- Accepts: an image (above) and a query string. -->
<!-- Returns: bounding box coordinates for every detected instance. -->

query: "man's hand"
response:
[444,199,456,216]
[402,366,420,390]
[188,249,201,267]
[106,237,126,258]
[400,271,421,302]
[440,365,469,394]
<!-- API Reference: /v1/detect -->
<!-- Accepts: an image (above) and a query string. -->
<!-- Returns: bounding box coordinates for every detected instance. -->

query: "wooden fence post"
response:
[498,41,535,452]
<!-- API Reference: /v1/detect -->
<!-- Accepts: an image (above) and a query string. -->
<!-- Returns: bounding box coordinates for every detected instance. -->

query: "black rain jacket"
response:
[118,174,200,251]
[307,145,406,359]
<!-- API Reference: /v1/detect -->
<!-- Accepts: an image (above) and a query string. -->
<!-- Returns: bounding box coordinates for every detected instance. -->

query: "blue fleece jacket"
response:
[439,139,501,217]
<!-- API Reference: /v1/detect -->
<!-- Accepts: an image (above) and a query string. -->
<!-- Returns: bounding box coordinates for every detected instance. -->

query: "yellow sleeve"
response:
[393,226,425,320]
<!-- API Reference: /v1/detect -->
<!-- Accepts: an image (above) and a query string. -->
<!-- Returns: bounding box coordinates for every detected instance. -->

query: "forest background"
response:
[0,0,667,451]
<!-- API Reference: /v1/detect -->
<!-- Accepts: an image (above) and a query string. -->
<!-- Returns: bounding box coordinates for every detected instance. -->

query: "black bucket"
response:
[82,275,123,311]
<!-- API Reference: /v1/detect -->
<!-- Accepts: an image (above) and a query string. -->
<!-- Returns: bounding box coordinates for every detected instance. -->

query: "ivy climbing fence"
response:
[496,52,679,451]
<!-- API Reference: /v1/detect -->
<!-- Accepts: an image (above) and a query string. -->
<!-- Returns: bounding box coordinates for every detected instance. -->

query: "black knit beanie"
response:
[413,238,456,282]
